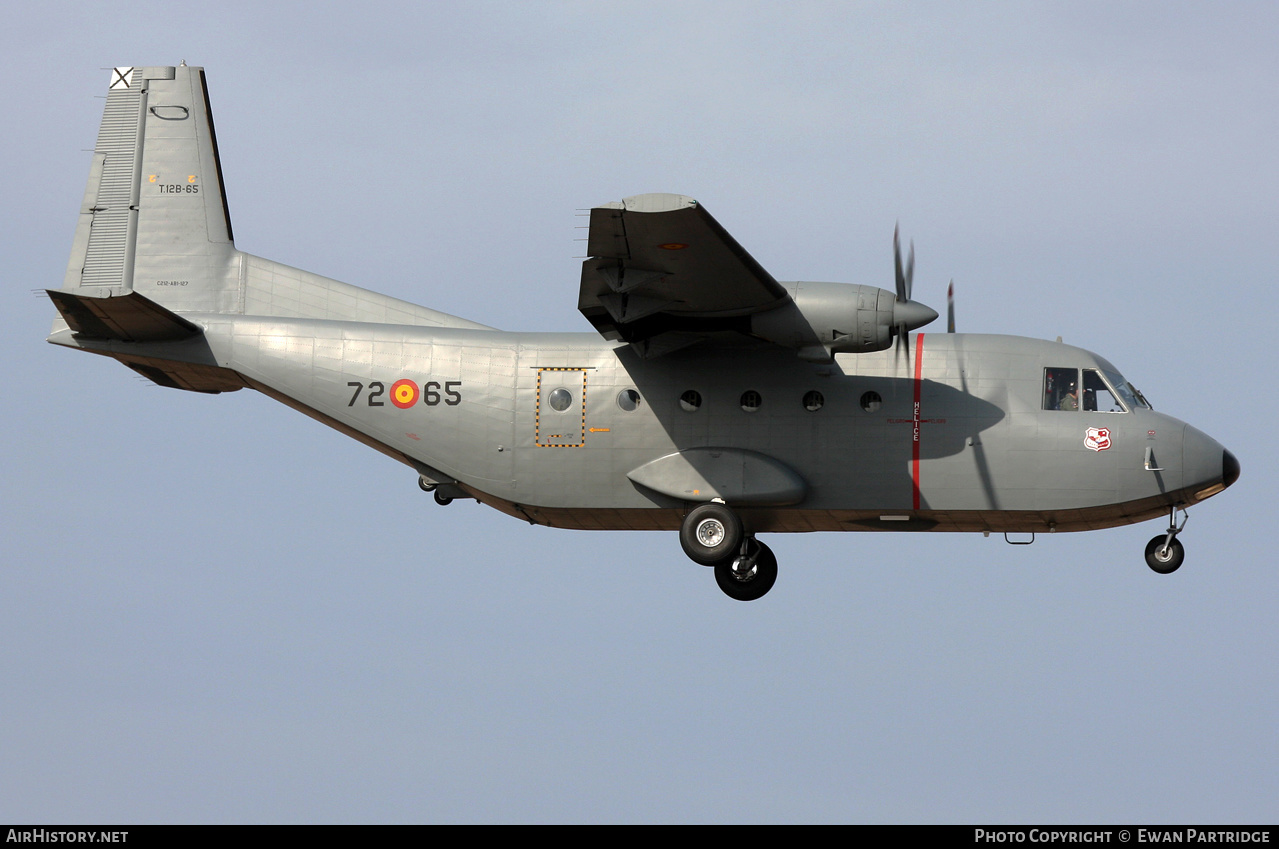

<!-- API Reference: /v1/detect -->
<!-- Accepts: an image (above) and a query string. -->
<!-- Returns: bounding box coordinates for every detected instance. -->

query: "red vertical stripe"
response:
[912,334,925,511]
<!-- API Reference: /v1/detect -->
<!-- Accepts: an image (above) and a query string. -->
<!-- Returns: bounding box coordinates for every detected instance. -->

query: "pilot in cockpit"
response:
[1058,380,1079,411]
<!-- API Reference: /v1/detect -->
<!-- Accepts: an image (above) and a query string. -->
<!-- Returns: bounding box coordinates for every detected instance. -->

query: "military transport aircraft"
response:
[45,65,1240,600]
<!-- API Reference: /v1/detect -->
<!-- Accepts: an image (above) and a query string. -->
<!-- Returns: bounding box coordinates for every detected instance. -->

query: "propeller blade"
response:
[947,279,955,333]
[893,224,915,303]
[893,225,906,302]
[905,241,914,302]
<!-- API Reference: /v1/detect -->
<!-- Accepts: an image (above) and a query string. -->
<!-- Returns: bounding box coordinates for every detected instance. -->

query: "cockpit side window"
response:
[1083,369,1126,412]
[1044,367,1079,411]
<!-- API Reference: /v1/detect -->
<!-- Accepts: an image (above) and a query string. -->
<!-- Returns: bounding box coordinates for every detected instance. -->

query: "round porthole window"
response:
[617,389,642,411]
[860,390,882,413]
[547,387,573,412]
[803,390,824,412]
[679,390,702,412]
[740,390,762,413]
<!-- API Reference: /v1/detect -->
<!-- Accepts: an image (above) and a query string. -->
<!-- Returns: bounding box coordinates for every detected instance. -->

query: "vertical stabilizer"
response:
[62,65,239,314]
[55,65,492,332]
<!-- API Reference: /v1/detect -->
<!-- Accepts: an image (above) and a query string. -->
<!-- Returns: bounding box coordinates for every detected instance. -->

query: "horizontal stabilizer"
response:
[46,289,201,342]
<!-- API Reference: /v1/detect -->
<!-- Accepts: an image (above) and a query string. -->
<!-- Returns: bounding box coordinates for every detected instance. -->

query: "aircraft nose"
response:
[893,299,939,332]
[1182,425,1239,503]
[1223,449,1241,489]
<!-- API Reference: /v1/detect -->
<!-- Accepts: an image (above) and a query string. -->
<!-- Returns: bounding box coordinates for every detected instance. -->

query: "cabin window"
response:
[1044,367,1079,411]
[617,389,642,411]
[679,390,702,412]
[803,391,824,412]
[547,388,573,412]
[860,391,882,413]
[1083,369,1126,412]
[740,390,762,413]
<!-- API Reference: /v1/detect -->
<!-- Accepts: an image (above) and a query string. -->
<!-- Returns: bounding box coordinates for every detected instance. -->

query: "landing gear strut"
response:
[679,502,778,600]
[1145,505,1188,574]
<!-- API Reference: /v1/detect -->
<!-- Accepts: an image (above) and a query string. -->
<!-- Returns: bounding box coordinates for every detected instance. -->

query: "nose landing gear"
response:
[679,502,778,600]
[1145,505,1188,574]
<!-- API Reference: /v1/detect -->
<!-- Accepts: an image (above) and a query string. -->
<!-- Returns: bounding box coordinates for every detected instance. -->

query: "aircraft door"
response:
[535,368,588,447]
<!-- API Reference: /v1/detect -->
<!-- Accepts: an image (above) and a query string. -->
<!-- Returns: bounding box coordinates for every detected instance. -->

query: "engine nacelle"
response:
[750,281,906,361]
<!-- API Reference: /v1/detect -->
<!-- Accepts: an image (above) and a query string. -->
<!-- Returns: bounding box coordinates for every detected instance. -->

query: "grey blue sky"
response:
[3,1,1276,823]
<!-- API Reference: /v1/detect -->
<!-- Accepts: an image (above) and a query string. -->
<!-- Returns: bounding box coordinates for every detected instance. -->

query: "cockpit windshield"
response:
[1104,370,1151,410]
[1083,369,1124,412]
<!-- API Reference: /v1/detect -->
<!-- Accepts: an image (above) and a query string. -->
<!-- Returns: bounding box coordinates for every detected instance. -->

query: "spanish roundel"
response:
[391,379,419,409]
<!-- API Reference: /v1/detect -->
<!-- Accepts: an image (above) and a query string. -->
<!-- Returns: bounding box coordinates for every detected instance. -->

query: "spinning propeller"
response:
[891,225,939,365]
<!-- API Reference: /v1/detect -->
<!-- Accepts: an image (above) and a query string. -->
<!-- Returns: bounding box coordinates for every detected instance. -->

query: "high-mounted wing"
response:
[578,194,791,355]
[578,193,939,361]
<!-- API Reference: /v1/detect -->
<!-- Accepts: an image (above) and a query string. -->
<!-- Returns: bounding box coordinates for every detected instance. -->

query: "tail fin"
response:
[61,65,239,314]
[55,64,492,331]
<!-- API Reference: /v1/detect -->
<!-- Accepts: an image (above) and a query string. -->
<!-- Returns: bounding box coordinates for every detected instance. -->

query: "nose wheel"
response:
[1145,505,1188,574]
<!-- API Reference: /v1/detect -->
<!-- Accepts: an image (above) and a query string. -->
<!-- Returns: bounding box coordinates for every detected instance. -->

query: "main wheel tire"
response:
[418,476,437,493]
[434,490,454,506]
[679,503,743,566]
[1145,535,1184,574]
[715,540,778,601]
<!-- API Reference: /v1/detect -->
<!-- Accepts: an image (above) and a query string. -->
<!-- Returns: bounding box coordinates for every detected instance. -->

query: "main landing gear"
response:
[1145,505,1188,574]
[679,502,777,601]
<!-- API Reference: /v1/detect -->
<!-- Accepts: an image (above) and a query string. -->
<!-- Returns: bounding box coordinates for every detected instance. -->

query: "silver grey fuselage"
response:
[54,313,1229,536]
